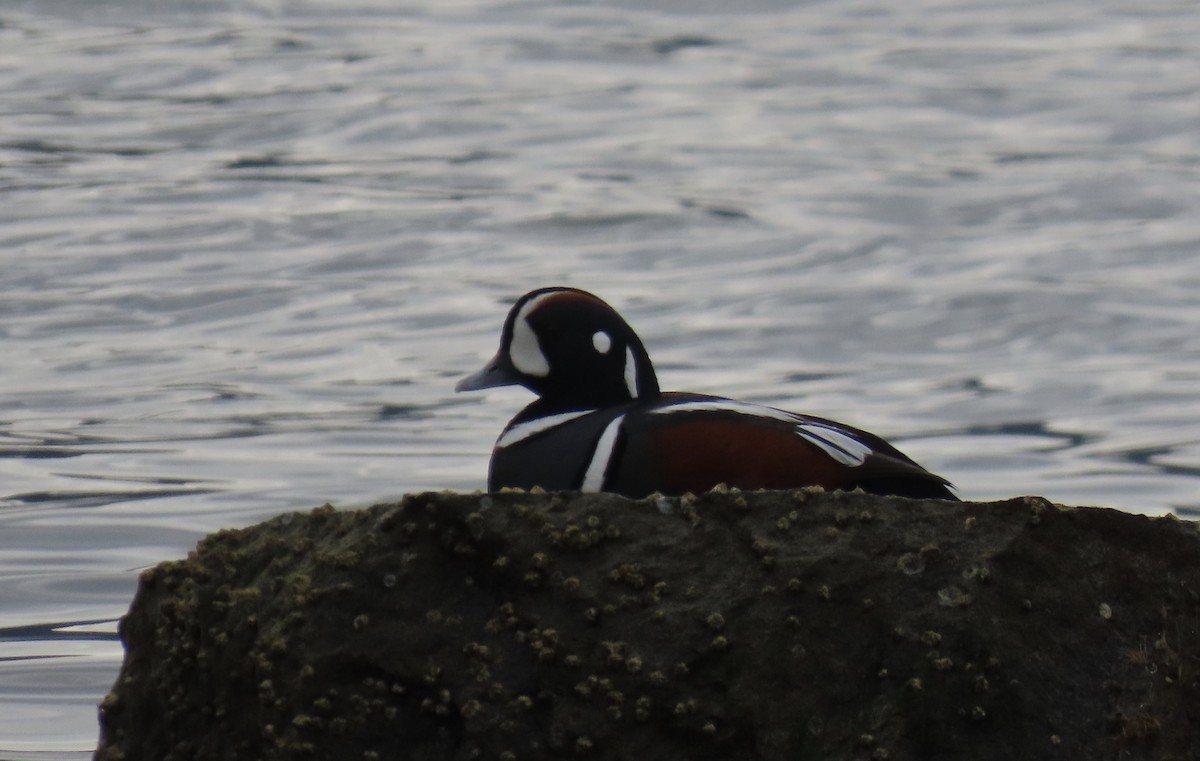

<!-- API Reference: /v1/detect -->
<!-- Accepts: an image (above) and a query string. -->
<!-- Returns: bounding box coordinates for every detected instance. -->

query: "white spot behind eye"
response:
[509,295,552,377]
[592,330,612,354]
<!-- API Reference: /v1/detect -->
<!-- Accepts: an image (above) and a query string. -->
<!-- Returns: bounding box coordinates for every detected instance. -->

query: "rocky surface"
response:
[94,489,1200,761]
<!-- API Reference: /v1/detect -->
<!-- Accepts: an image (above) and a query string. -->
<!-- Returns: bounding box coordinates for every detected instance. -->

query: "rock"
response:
[94,490,1200,761]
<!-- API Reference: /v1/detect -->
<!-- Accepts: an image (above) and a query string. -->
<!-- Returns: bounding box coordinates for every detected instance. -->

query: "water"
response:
[1,0,1198,755]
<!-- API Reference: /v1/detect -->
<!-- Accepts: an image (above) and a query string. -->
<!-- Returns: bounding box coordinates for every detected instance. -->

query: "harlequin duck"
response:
[457,287,957,500]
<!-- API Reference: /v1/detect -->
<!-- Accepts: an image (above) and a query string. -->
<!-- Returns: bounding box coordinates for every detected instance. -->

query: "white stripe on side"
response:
[581,415,625,492]
[650,399,873,467]
[623,346,639,398]
[496,410,597,449]
[649,399,800,425]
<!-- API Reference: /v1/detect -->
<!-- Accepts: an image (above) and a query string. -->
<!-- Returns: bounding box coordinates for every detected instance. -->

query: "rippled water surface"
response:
[2,0,1199,755]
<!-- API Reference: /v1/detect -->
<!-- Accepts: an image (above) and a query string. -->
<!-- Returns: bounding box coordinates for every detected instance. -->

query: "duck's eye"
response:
[592,330,612,354]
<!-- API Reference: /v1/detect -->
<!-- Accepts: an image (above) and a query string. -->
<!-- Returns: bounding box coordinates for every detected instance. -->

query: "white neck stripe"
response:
[624,346,638,398]
[496,409,597,449]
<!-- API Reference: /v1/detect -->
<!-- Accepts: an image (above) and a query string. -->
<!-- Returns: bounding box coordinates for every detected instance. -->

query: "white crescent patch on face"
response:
[508,293,553,377]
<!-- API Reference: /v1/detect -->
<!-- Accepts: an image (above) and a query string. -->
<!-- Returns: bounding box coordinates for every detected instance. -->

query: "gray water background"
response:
[2,0,1199,755]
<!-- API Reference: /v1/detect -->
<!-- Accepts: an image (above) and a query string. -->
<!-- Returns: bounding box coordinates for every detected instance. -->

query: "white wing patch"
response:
[581,415,625,492]
[650,399,873,468]
[496,409,597,449]
[794,422,872,467]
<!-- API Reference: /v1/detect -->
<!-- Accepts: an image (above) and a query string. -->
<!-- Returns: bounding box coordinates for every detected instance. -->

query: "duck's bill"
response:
[455,352,522,392]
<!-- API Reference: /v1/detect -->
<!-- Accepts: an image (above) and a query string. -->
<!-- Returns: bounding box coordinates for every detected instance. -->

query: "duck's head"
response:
[456,287,660,408]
